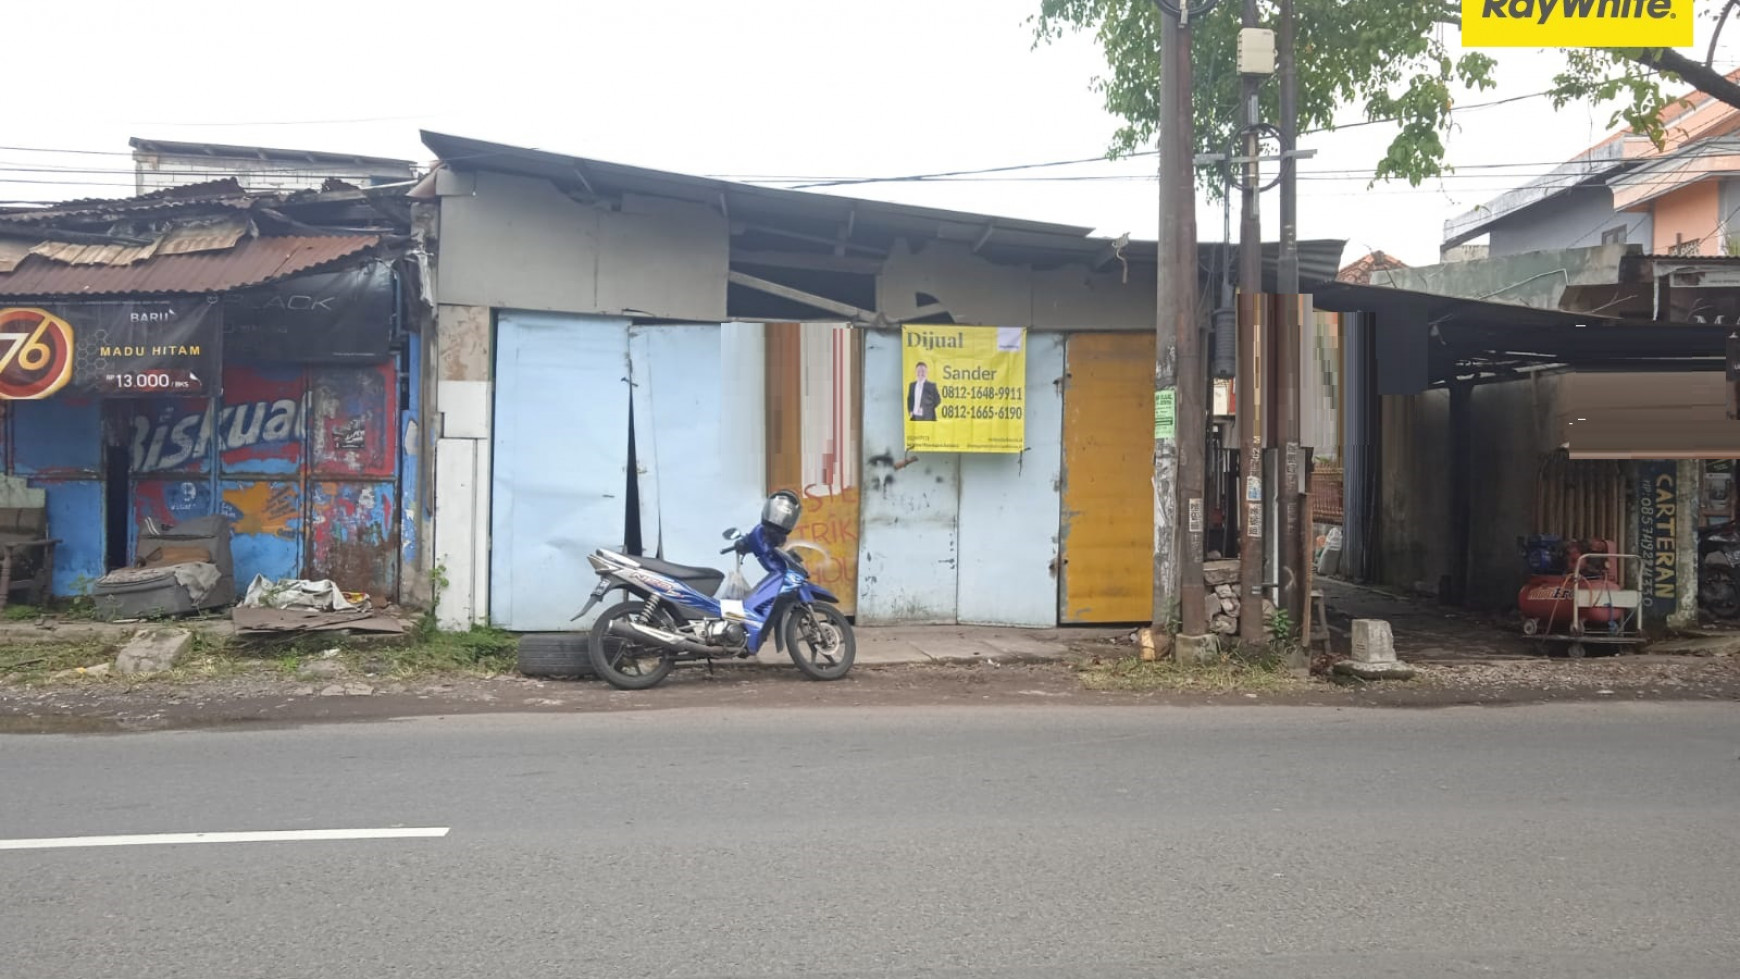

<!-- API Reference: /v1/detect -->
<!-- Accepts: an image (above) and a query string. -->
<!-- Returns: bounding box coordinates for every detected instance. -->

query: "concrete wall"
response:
[433,304,493,628]
[1651,179,1722,255]
[1486,188,1651,257]
[878,239,1154,329]
[1375,373,1683,612]
[434,169,728,320]
[1465,375,1563,610]
[1378,390,1452,595]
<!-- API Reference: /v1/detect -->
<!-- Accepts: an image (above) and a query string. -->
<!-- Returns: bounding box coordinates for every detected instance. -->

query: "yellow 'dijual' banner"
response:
[901,325,1025,453]
[1462,0,1691,47]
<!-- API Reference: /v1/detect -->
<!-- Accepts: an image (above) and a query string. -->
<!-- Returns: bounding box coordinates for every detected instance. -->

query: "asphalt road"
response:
[3,703,1739,979]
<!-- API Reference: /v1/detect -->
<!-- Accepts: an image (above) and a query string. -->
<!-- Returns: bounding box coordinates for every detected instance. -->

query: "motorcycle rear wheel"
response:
[782,603,855,681]
[588,600,677,690]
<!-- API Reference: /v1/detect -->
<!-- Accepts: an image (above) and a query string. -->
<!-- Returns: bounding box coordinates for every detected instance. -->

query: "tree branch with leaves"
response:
[1030,0,1740,195]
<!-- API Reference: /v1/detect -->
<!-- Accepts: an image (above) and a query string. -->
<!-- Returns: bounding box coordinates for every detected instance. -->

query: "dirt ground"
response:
[4,650,1739,735]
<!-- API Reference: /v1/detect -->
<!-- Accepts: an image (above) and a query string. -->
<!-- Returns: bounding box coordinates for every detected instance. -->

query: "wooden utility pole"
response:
[1151,8,1182,641]
[1156,5,1206,639]
[1236,0,1266,644]
[1276,0,1305,649]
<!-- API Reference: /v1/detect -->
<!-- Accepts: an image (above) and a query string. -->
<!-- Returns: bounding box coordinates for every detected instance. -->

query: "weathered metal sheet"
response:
[310,363,397,478]
[0,235,380,297]
[34,479,103,596]
[221,479,303,585]
[309,481,397,601]
[13,397,101,476]
[491,312,632,631]
[129,398,216,475]
[631,324,758,567]
[218,365,305,476]
[857,329,960,624]
[1060,332,1156,624]
[957,332,1064,627]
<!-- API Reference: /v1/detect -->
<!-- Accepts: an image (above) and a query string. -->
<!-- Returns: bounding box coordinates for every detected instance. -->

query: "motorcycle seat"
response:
[634,555,726,596]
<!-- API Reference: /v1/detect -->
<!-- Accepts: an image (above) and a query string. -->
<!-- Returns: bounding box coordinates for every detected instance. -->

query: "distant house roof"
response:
[1337,250,1409,285]
[1441,69,1740,249]
[420,131,1351,285]
[130,137,416,172]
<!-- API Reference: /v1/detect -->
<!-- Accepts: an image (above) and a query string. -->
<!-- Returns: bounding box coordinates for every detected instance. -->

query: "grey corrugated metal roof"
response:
[420,131,1348,284]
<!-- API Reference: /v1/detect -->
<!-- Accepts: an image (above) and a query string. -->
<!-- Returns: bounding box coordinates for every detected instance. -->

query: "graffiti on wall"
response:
[222,480,300,538]
[792,485,859,615]
[132,399,307,475]
[222,479,303,584]
[311,364,395,478]
[309,481,397,599]
[133,479,215,530]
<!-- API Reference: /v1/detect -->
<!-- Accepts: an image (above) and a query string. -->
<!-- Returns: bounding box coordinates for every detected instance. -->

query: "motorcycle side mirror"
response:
[722,527,737,540]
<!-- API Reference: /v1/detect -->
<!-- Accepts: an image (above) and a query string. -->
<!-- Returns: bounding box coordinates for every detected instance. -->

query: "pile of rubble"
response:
[1203,560,1274,636]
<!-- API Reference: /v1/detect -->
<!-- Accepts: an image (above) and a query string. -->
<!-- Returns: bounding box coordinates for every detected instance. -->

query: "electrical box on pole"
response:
[1237,28,1276,75]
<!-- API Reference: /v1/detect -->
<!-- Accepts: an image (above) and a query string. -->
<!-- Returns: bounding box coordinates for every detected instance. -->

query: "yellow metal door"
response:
[1060,332,1156,623]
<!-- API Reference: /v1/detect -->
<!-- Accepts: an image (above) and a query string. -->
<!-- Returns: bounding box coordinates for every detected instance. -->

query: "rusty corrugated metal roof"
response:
[0,239,35,274]
[0,234,380,297]
[30,239,161,267]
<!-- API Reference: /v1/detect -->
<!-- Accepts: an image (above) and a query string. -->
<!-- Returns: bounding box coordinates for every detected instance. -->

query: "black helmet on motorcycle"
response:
[762,490,802,533]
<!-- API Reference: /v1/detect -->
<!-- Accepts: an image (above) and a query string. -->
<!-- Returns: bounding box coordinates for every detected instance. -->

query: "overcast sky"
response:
[9,1,1738,268]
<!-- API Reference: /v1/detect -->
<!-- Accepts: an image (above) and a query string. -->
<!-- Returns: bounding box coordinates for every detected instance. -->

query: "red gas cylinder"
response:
[1518,575,1576,631]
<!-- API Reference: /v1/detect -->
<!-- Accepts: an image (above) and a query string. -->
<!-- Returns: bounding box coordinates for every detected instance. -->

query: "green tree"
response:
[1031,0,1740,192]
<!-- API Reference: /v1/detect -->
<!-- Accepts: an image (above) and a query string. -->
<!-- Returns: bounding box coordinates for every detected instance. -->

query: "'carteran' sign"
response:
[1637,461,1678,618]
[0,300,221,400]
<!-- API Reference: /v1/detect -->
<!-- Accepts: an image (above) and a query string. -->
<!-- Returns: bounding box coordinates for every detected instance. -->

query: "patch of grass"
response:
[383,625,518,677]
[0,640,117,683]
[3,604,41,622]
[1076,647,1302,694]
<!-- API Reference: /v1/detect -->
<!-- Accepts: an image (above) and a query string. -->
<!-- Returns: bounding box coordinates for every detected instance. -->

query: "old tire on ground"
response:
[517,634,592,679]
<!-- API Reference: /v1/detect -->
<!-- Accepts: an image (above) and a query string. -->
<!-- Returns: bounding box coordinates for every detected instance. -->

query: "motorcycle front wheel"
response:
[782,603,855,681]
[588,600,677,690]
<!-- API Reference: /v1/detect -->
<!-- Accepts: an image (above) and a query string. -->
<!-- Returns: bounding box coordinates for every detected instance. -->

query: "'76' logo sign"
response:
[0,308,75,401]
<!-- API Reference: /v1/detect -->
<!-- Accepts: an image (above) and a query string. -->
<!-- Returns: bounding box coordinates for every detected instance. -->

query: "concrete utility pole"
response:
[1276,0,1305,650]
[1152,0,1209,643]
[1235,0,1266,645]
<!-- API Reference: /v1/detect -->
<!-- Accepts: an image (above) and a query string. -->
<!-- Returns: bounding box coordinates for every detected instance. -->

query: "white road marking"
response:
[0,827,450,851]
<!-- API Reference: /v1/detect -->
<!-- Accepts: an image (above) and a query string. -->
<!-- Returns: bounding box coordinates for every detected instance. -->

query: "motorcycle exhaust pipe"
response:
[607,617,717,657]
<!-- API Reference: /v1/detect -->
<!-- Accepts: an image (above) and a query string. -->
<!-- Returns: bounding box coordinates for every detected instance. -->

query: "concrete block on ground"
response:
[115,628,194,676]
[1332,659,1416,681]
[1174,633,1218,665]
[1351,619,1396,664]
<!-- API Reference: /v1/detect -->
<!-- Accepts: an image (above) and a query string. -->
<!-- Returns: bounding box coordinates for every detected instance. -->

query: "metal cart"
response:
[1521,552,1644,658]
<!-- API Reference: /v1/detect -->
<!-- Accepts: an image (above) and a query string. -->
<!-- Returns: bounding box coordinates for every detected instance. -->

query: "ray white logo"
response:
[1462,0,1691,46]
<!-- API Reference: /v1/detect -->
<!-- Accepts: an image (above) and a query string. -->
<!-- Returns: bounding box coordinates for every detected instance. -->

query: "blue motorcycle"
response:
[575,490,856,690]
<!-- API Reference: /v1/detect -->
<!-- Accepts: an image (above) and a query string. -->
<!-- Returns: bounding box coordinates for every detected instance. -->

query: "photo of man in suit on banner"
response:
[908,361,941,422]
